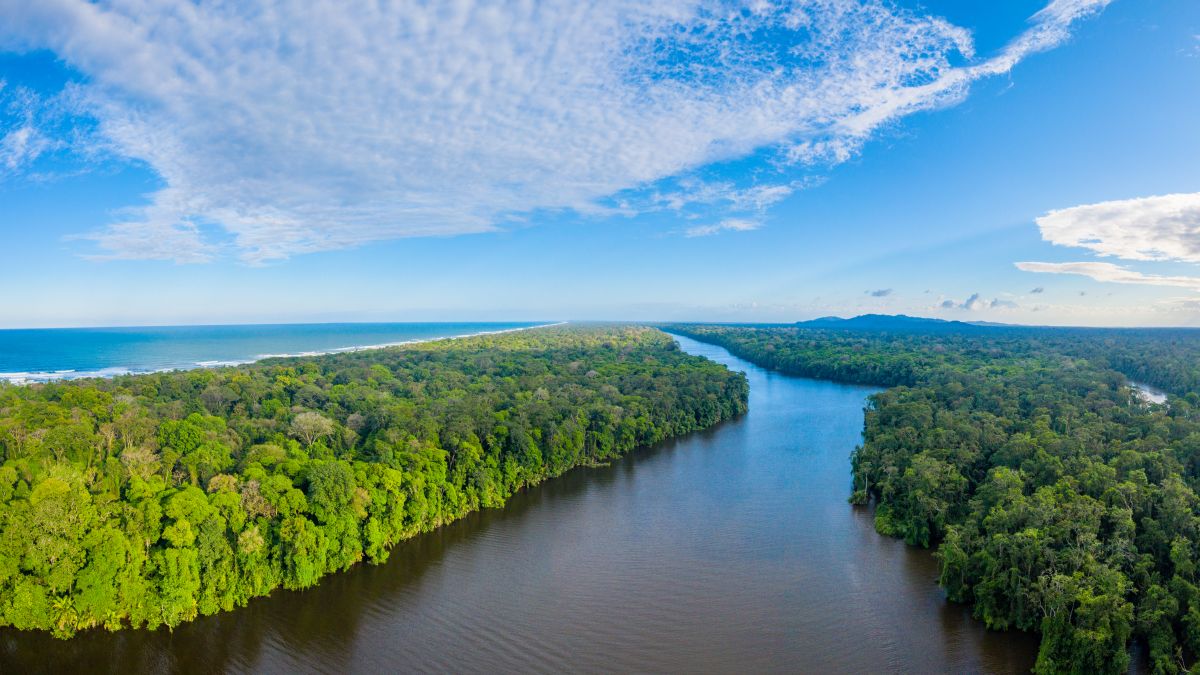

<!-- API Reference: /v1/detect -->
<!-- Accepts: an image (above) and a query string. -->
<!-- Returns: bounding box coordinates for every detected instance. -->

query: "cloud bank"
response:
[0,0,1110,262]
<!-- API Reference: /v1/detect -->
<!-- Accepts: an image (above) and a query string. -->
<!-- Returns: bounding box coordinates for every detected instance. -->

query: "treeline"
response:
[0,326,747,637]
[670,324,1200,674]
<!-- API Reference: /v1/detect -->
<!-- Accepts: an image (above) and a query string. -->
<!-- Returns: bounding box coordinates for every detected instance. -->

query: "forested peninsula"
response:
[670,323,1200,674]
[0,326,747,637]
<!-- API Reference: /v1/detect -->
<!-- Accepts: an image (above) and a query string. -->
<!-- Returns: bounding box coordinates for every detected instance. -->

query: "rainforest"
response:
[0,326,747,638]
[670,323,1200,674]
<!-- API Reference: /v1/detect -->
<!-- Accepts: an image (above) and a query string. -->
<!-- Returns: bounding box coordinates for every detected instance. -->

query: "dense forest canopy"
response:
[0,326,747,638]
[669,323,1200,675]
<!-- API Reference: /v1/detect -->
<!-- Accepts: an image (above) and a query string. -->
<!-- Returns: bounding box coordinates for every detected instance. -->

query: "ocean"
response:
[0,322,549,384]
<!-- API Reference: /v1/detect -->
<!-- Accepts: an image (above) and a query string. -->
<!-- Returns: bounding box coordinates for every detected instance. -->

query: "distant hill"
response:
[795,314,993,332]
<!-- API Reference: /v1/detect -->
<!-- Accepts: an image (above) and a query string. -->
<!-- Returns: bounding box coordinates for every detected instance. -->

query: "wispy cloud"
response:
[685,218,761,238]
[0,0,1110,263]
[1034,192,1200,263]
[866,288,893,297]
[647,177,817,217]
[1155,296,1200,314]
[0,80,77,178]
[1015,261,1200,289]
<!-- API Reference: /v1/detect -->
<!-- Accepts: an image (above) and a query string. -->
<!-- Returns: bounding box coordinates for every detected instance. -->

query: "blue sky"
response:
[0,0,1198,328]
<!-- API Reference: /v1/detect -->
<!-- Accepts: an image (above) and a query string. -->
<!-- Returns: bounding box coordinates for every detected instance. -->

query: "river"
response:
[1131,381,1169,405]
[0,333,1039,673]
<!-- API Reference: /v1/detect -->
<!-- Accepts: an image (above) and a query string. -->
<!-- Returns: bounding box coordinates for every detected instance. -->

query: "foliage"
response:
[0,326,746,637]
[671,323,1200,674]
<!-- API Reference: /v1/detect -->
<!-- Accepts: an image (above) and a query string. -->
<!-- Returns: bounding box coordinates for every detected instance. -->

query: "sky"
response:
[0,0,1197,328]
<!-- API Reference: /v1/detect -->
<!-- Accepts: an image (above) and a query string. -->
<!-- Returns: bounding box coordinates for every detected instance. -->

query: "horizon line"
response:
[4,316,1200,331]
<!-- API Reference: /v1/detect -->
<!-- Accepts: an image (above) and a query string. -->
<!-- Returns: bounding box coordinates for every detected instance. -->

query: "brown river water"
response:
[0,333,1040,673]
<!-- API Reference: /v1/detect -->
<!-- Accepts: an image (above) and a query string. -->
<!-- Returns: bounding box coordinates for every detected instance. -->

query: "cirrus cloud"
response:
[0,0,1110,263]
[1015,261,1200,290]
[684,218,761,238]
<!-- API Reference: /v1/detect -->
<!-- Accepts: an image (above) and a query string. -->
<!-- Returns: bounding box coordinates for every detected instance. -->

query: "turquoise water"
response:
[0,322,547,383]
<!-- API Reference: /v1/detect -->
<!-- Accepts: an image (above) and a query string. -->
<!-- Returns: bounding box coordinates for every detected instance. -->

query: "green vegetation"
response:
[670,324,1200,674]
[0,326,746,637]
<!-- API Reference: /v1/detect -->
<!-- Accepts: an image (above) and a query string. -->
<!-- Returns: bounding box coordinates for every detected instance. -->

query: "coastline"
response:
[0,325,746,644]
[0,321,567,386]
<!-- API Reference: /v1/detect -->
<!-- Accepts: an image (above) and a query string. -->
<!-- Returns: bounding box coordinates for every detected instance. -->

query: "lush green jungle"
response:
[670,323,1200,675]
[0,326,747,637]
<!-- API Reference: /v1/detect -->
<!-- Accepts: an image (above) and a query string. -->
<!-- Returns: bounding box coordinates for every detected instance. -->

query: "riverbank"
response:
[0,332,1036,673]
[0,325,747,642]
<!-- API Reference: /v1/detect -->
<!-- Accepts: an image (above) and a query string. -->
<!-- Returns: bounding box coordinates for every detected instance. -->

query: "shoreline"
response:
[0,321,567,386]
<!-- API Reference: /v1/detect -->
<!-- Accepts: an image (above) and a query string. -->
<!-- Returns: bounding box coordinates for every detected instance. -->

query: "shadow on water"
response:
[1,334,1041,674]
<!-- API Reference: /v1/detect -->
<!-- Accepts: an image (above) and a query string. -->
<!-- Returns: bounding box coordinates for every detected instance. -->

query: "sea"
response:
[0,322,550,384]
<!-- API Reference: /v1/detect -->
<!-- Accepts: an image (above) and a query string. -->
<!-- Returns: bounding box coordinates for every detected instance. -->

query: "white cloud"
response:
[0,124,43,171]
[71,187,216,263]
[0,81,62,176]
[685,218,761,238]
[1034,193,1200,263]
[651,178,812,215]
[1015,261,1200,289]
[0,0,1110,263]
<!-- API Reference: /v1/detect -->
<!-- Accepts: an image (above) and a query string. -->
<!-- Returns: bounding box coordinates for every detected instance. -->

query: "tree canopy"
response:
[0,325,747,637]
[671,323,1200,674]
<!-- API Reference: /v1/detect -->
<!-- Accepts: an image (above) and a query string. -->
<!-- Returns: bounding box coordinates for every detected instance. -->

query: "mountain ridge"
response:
[795,314,996,332]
